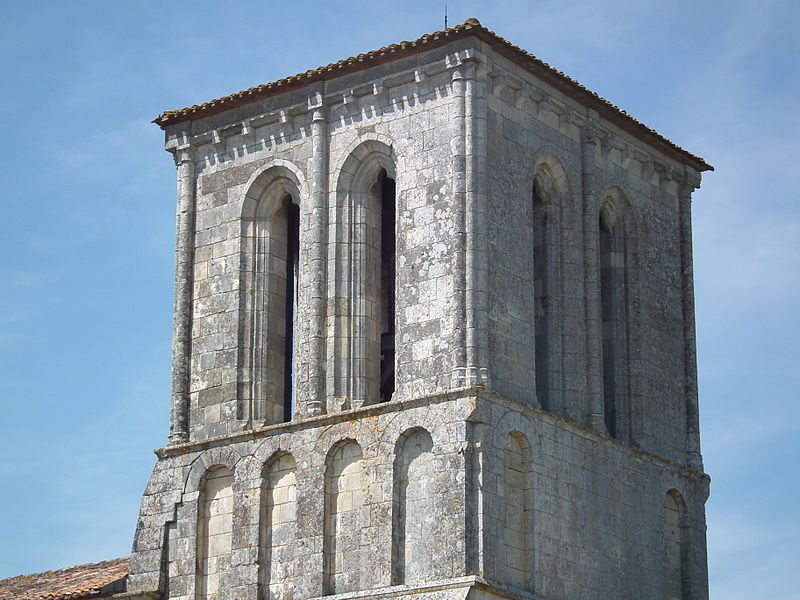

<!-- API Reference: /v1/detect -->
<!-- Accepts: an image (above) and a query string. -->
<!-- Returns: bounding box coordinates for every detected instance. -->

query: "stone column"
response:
[679,170,703,470]
[168,144,196,445]
[303,108,329,416]
[468,62,490,388]
[580,120,607,434]
[449,64,468,386]
[452,57,489,389]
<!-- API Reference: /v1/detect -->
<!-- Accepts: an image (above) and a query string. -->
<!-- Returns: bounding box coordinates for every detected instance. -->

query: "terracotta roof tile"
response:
[0,558,128,600]
[153,18,711,172]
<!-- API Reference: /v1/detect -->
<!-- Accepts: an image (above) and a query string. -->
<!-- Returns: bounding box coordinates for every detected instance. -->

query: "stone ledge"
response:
[313,576,476,600]
[110,593,161,600]
[301,576,551,600]
[113,578,549,600]
[155,386,481,459]
[480,390,710,483]
[155,386,708,486]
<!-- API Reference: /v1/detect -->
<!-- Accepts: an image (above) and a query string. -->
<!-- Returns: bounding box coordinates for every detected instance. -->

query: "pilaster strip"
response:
[168,145,196,445]
[452,56,489,388]
[450,66,468,385]
[472,62,491,387]
[464,64,479,380]
[306,108,329,416]
[580,121,607,434]
[679,172,703,470]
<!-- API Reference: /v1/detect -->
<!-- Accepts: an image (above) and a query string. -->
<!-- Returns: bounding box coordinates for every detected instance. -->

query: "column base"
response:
[450,366,490,389]
[589,412,608,435]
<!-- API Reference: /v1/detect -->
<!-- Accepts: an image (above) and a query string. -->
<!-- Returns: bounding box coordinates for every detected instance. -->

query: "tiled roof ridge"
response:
[153,19,479,127]
[154,17,712,172]
[466,22,712,172]
[0,557,129,600]
[0,558,128,584]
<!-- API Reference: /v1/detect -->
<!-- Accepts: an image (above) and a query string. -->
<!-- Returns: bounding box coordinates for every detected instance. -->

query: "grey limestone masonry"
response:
[128,19,711,600]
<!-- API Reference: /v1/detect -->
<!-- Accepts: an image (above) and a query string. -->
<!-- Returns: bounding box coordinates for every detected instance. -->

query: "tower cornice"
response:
[153,18,712,173]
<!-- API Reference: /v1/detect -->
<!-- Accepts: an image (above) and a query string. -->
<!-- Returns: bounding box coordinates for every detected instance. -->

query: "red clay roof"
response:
[154,18,711,172]
[0,558,128,600]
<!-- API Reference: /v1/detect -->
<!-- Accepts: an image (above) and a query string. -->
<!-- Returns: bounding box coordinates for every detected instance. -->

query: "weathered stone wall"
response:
[129,392,708,600]
[473,393,709,600]
[129,394,473,600]
[481,41,699,465]
[131,29,709,600]
[177,41,477,442]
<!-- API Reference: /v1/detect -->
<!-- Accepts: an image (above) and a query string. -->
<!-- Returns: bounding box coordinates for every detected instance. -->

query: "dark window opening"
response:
[379,171,396,403]
[599,212,618,438]
[532,181,549,410]
[283,197,300,421]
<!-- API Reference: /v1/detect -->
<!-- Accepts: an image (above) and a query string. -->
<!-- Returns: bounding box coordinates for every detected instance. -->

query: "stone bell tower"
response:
[127,18,712,600]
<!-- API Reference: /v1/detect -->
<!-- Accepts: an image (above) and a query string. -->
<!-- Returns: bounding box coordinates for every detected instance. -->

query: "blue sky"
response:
[0,1,797,597]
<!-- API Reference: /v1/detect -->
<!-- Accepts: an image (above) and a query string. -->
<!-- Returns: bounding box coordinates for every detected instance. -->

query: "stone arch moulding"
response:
[490,410,540,458]
[329,137,400,411]
[598,185,638,234]
[324,436,363,459]
[330,134,399,186]
[310,421,378,459]
[254,437,297,466]
[184,446,242,495]
[377,410,447,455]
[532,150,571,198]
[241,159,307,221]
[262,449,297,473]
[393,426,435,451]
[665,487,688,509]
[238,160,306,428]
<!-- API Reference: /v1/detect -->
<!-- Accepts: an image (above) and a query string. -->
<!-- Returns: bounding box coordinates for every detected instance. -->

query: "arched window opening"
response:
[503,432,533,590]
[196,466,234,600]
[532,178,550,410]
[324,441,364,595]
[378,170,396,403]
[331,142,397,410]
[248,192,300,425]
[599,201,630,440]
[664,491,688,600]
[392,428,435,585]
[260,454,297,599]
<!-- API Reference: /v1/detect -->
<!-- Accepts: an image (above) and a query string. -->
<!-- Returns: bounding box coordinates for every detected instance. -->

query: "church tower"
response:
[128,19,712,600]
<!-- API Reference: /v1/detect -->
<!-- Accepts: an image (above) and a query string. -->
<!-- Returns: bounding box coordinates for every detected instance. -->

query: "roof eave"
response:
[154,19,712,172]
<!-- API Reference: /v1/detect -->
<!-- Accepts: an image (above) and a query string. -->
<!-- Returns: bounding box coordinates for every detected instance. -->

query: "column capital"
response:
[678,166,702,197]
[171,144,195,167]
[581,118,600,145]
[451,61,477,82]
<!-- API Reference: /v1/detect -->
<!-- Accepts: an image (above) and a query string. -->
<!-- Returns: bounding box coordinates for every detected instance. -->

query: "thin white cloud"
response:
[703,410,798,469]
[710,530,799,600]
[707,509,788,559]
